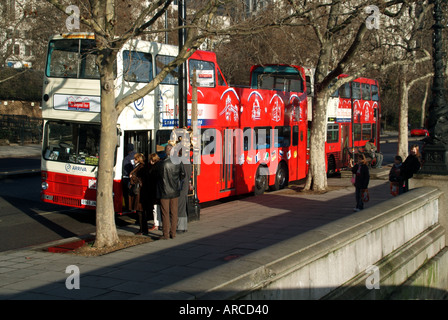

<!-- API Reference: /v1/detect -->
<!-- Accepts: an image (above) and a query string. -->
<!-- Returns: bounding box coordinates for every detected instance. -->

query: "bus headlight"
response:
[41,182,48,190]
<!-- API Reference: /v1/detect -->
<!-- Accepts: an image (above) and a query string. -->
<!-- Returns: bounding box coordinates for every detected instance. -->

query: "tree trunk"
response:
[304,91,328,192]
[421,80,430,128]
[94,60,120,248]
[398,64,409,159]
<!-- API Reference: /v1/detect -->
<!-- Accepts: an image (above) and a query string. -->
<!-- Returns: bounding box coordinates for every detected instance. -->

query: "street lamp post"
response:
[178,0,188,129]
[420,0,448,175]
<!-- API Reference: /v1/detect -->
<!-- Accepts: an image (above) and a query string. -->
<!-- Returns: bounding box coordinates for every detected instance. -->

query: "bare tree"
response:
[39,0,440,247]
[43,0,292,248]
[279,0,434,192]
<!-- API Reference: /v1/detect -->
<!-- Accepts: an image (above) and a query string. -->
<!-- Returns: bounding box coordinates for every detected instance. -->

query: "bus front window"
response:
[43,121,101,166]
[46,39,100,79]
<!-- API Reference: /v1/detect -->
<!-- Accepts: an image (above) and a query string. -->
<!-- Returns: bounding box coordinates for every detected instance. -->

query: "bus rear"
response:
[325,76,381,172]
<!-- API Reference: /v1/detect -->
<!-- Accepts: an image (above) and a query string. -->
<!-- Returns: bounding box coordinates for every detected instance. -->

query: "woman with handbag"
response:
[389,155,404,196]
[351,154,370,212]
[129,153,147,235]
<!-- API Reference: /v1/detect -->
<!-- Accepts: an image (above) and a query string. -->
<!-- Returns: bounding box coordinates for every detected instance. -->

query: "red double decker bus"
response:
[322,75,381,173]
[158,51,309,203]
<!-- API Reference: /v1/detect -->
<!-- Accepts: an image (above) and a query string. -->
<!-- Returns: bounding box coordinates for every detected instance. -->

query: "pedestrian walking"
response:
[155,144,186,239]
[352,154,370,212]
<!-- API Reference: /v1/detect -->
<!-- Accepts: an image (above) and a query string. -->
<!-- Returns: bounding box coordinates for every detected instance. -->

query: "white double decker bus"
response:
[40,33,179,213]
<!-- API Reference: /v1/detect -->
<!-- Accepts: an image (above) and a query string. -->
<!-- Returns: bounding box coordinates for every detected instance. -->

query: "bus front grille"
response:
[53,195,82,207]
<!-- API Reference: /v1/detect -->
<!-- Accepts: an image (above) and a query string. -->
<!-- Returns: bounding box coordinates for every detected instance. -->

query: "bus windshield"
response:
[251,66,304,92]
[43,121,101,166]
[46,39,100,79]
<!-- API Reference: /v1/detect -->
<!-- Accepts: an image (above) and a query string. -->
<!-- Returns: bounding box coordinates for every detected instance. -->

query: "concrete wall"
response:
[0,100,41,118]
[411,174,448,240]
[152,186,446,300]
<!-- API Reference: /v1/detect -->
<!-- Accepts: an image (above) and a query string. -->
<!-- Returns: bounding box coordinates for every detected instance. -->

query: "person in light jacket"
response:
[155,144,186,240]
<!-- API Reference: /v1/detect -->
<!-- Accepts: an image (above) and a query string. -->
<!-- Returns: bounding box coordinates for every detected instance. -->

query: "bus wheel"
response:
[271,162,288,191]
[254,166,268,195]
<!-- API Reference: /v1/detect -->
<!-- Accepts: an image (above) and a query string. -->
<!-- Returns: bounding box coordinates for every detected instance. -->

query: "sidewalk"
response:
[0,165,393,300]
[0,143,41,159]
[0,141,395,300]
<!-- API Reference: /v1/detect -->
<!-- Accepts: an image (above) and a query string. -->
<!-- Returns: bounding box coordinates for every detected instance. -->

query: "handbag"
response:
[351,174,356,185]
[130,182,140,195]
[361,188,369,202]
[390,182,399,197]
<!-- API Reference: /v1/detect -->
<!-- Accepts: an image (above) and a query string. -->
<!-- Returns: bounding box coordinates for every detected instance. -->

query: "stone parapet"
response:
[138,187,445,300]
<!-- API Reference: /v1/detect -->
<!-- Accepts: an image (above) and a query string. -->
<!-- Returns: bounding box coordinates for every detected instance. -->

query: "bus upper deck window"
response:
[352,82,361,100]
[371,85,379,101]
[189,60,215,88]
[362,83,371,100]
[123,50,153,83]
[156,55,179,85]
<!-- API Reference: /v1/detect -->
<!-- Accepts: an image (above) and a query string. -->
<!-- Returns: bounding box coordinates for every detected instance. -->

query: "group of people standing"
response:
[122,143,191,240]
[352,144,422,212]
[388,144,422,196]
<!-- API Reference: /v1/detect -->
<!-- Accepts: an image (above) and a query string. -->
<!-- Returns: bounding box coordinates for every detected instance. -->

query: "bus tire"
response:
[254,166,268,195]
[271,162,288,191]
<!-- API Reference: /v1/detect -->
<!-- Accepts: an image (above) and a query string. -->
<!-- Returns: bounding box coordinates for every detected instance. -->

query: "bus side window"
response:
[243,127,251,151]
[156,55,179,85]
[306,76,313,96]
[362,123,371,140]
[292,126,299,146]
[327,124,339,143]
[254,127,270,150]
[123,50,153,83]
[371,85,379,101]
[340,83,351,98]
[362,83,371,100]
[352,82,361,100]
[202,128,216,155]
[275,126,291,147]
[217,69,226,86]
[189,59,215,88]
[283,126,291,147]
[354,123,362,141]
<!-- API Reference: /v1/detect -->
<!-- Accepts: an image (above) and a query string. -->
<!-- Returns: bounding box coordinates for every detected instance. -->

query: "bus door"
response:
[124,130,152,161]
[289,125,299,181]
[341,123,350,167]
[221,128,236,191]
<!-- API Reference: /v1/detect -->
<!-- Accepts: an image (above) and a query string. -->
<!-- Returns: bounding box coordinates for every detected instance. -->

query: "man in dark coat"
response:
[400,145,421,193]
[155,144,186,239]
[122,143,136,212]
